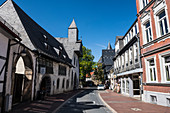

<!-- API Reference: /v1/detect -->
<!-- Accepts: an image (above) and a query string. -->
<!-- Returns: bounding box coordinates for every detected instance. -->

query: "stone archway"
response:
[40,76,51,95]
[12,53,33,105]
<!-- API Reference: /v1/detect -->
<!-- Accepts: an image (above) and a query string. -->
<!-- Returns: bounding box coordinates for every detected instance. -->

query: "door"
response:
[12,74,23,104]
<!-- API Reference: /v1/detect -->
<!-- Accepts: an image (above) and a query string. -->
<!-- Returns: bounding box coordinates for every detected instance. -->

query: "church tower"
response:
[68,19,78,42]
[107,42,112,50]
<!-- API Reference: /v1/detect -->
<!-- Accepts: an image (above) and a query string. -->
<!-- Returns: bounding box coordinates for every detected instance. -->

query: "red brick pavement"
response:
[99,90,170,113]
[9,90,81,113]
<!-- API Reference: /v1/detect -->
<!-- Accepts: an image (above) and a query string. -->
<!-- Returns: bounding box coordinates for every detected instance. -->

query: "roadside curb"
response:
[52,90,84,113]
[98,92,117,113]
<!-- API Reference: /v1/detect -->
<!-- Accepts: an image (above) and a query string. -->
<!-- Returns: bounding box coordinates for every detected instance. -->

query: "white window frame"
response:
[153,2,170,38]
[123,38,126,46]
[136,22,139,35]
[144,20,153,43]
[143,0,149,7]
[139,0,149,11]
[159,51,170,83]
[126,35,129,44]
[145,56,158,83]
[141,11,154,45]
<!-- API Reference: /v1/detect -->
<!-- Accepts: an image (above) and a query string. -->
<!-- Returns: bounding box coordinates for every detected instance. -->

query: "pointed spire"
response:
[69,18,77,28]
[107,42,112,50]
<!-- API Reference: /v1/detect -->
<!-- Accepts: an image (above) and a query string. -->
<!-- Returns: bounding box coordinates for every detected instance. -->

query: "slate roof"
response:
[56,37,82,59]
[0,0,72,65]
[0,16,21,40]
[69,19,77,29]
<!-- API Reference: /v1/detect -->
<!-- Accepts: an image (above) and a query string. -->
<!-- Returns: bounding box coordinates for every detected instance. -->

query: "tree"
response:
[79,46,94,83]
[94,63,105,84]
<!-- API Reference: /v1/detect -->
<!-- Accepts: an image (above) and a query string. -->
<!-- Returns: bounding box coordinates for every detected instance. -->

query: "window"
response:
[126,36,128,43]
[135,25,138,34]
[62,79,65,88]
[58,65,66,76]
[164,56,170,81]
[57,78,60,89]
[147,59,157,82]
[129,48,133,65]
[38,58,53,74]
[131,29,133,38]
[144,21,152,43]
[134,44,138,62]
[150,95,157,104]
[118,57,121,69]
[125,51,128,66]
[122,80,125,93]
[126,80,129,94]
[129,32,131,40]
[116,59,118,70]
[142,0,148,8]
[124,38,126,46]
[66,79,69,89]
[122,55,124,69]
[157,10,169,36]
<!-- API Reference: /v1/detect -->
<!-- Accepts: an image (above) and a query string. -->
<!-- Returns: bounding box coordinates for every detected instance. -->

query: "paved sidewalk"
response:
[99,90,170,113]
[10,90,81,113]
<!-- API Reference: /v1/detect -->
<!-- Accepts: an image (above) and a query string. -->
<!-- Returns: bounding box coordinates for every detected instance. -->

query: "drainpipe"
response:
[137,35,143,101]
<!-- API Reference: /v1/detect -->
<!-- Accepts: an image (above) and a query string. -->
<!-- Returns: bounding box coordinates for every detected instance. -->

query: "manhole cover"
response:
[131,108,142,111]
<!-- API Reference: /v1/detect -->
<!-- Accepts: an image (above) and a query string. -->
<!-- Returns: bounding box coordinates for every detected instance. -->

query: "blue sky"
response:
[0,0,137,62]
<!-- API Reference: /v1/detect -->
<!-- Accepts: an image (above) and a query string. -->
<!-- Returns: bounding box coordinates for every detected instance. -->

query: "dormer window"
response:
[63,55,66,59]
[43,35,48,41]
[59,46,62,50]
[54,47,60,55]
[44,42,49,50]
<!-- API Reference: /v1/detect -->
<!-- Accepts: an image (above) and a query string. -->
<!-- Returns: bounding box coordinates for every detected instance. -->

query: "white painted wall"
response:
[143,90,170,107]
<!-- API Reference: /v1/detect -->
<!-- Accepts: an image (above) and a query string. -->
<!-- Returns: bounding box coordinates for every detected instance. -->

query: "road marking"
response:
[131,108,142,111]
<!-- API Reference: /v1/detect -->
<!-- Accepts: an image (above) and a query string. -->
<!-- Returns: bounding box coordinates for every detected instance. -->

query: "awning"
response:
[117,68,143,77]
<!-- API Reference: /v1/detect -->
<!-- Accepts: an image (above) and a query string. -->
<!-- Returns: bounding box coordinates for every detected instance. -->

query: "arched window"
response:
[66,79,69,89]
[62,78,65,89]
[57,78,60,89]
[71,71,73,85]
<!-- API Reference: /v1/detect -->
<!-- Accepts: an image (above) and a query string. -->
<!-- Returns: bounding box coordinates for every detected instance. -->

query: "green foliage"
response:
[94,63,104,84]
[79,46,94,82]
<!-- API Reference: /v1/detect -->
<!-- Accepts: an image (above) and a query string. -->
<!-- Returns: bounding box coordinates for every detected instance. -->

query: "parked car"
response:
[97,84,105,90]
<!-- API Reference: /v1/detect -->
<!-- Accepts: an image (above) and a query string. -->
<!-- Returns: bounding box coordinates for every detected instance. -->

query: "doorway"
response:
[40,76,51,95]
